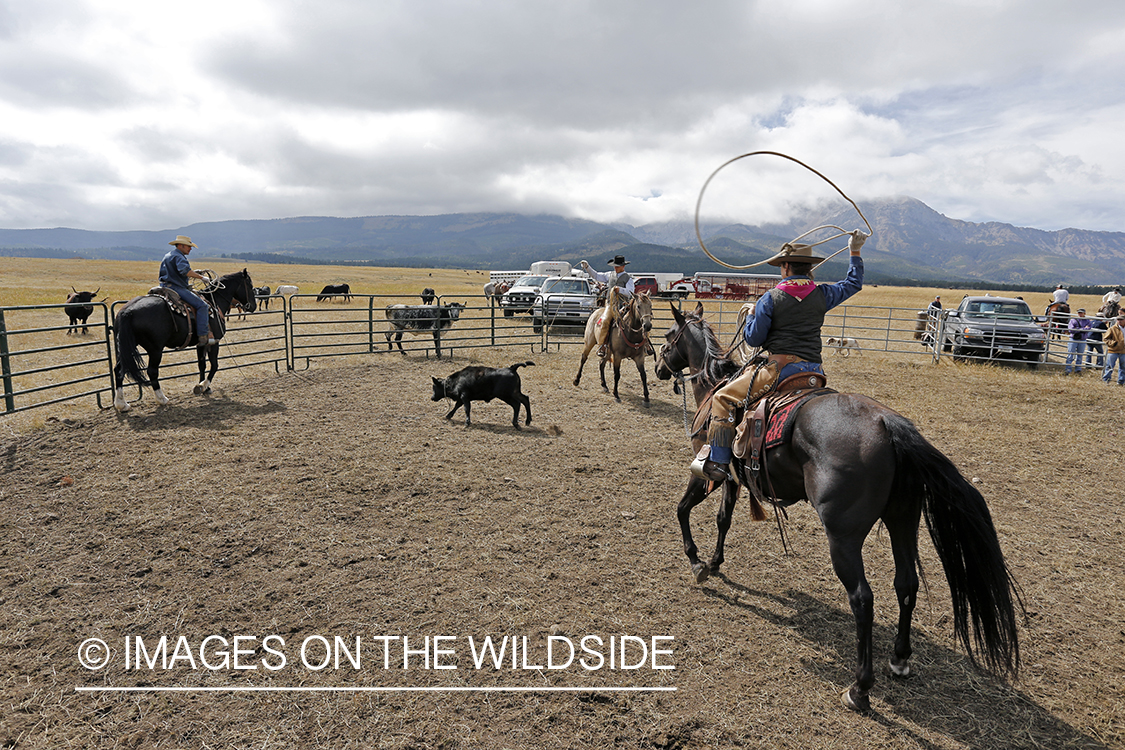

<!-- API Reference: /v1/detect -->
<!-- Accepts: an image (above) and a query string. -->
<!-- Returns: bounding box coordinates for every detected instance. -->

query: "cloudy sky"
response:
[2,0,1124,234]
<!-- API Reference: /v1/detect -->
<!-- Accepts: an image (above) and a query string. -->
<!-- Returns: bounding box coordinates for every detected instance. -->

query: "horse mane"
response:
[686,310,742,388]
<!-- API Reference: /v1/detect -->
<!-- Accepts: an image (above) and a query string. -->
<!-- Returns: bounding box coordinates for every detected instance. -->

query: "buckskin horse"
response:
[113,269,257,411]
[573,289,654,405]
[653,302,1021,711]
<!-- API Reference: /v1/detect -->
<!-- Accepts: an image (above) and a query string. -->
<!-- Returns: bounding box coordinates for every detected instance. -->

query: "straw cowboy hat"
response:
[169,235,197,248]
[607,255,630,266]
[764,242,826,267]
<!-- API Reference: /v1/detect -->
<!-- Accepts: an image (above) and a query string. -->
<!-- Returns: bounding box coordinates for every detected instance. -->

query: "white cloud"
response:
[0,0,1124,232]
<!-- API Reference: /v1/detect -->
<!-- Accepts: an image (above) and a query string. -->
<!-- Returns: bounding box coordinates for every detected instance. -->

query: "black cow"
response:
[384,302,465,358]
[421,287,437,304]
[317,283,352,302]
[254,285,271,310]
[64,287,101,335]
[431,361,534,429]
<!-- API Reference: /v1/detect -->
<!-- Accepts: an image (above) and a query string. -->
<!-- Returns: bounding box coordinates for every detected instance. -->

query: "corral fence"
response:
[0,294,1079,416]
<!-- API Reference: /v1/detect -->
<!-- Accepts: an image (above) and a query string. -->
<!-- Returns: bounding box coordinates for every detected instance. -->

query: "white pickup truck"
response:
[530,276,601,332]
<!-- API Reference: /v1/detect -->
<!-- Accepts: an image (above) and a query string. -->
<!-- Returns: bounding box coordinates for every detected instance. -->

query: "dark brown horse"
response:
[653,302,1021,711]
[573,289,654,405]
[1044,300,1071,339]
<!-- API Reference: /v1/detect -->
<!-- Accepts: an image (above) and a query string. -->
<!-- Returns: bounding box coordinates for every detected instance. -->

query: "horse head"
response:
[228,268,257,313]
[631,291,653,333]
[655,301,704,381]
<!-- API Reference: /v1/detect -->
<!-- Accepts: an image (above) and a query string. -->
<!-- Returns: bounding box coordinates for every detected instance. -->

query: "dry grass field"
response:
[2,257,1123,749]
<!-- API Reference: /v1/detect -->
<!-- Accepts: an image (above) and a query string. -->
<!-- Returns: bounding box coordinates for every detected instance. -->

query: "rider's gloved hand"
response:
[848,231,868,252]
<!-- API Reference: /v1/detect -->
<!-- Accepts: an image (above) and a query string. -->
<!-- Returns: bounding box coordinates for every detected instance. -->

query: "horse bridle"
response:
[618,295,653,350]
[203,272,255,310]
[657,315,705,381]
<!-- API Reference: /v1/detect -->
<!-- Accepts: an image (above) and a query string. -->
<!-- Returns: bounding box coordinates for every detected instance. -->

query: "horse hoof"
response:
[193,384,204,395]
[692,563,710,584]
[842,685,871,712]
[114,402,130,413]
[889,658,911,678]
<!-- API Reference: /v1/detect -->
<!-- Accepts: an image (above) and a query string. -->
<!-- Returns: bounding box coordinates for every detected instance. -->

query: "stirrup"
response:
[596,343,608,358]
[690,457,731,482]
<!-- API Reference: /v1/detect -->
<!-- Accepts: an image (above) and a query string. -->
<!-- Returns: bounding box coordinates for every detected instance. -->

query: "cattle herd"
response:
[62,281,475,363]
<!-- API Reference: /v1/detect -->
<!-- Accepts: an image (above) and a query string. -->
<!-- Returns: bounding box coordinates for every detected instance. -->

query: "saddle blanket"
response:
[763,388,837,450]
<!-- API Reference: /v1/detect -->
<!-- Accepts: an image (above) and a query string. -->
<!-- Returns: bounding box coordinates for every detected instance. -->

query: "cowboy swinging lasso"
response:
[655,152,1022,712]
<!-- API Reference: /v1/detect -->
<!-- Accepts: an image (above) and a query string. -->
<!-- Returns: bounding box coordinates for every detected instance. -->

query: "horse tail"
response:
[883,412,1022,678]
[114,307,149,387]
[509,361,535,372]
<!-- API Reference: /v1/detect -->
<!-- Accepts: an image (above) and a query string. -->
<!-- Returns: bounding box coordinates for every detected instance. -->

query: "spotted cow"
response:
[384,302,465,359]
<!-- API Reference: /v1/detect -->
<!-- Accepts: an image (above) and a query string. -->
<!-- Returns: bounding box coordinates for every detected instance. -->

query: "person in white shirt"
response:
[1053,284,1069,305]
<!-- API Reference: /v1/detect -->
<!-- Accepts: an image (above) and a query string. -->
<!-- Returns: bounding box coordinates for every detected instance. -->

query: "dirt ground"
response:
[1,343,1123,749]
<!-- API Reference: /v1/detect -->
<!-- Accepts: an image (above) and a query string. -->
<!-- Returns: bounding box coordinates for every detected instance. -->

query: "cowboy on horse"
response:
[580,254,635,357]
[1100,287,1121,319]
[159,235,217,346]
[692,231,868,483]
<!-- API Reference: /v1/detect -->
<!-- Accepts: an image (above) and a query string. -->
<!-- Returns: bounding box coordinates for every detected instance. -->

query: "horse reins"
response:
[618,296,652,352]
[197,271,258,379]
[657,317,714,438]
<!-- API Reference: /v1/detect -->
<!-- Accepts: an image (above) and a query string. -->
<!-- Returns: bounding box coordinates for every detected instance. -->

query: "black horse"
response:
[654,302,1021,711]
[113,269,256,411]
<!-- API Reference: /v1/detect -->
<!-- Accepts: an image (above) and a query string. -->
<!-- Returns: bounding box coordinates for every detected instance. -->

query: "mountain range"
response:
[2,197,1124,288]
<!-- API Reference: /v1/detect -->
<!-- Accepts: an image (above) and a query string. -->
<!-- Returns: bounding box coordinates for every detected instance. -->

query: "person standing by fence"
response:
[1087,316,1107,370]
[1064,308,1091,375]
[1103,313,1125,385]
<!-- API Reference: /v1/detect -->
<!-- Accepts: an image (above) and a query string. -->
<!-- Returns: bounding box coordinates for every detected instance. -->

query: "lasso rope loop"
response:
[694,151,874,271]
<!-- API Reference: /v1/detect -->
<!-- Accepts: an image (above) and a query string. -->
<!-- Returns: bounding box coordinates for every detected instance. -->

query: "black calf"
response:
[431,361,534,429]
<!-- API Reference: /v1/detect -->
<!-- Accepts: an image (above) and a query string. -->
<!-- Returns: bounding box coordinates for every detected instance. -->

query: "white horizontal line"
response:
[76,686,676,693]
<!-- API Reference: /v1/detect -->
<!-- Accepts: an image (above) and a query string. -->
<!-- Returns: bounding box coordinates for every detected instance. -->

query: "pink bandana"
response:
[776,277,816,301]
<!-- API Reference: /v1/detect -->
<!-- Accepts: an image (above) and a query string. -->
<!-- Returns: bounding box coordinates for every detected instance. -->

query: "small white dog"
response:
[825,336,862,357]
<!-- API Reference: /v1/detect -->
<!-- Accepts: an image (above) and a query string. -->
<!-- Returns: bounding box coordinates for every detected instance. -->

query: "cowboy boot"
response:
[690,422,735,482]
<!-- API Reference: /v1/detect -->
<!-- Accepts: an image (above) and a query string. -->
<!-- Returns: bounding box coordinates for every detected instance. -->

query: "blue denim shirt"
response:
[159,249,193,290]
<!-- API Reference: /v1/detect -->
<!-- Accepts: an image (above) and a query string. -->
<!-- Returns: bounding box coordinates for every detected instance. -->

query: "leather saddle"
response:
[147,287,207,349]
[735,373,834,466]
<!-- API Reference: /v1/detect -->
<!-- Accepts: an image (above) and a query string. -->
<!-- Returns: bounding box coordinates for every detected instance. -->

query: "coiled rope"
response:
[693,151,873,270]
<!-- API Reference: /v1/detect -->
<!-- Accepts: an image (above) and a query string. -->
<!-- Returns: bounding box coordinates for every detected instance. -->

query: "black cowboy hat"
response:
[607,255,630,266]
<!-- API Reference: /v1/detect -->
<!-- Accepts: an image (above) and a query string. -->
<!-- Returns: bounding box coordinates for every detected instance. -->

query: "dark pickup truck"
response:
[941,295,1047,366]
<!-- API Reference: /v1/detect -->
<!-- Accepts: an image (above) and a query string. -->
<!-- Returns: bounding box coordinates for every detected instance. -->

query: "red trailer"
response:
[691,272,779,300]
